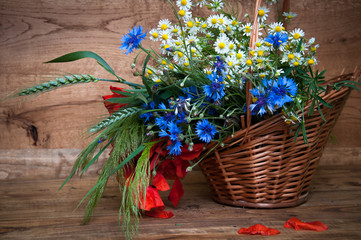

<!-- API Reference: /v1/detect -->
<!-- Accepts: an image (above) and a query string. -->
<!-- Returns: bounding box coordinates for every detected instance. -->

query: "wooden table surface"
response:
[1,165,361,240]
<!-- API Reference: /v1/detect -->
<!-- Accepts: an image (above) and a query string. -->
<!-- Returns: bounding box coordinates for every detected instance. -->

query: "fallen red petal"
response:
[144,206,174,219]
[139,186,164,211]
[152,173,170,191]
[168,178,184,207]
[284,217,328,231]
[238,224,280,235]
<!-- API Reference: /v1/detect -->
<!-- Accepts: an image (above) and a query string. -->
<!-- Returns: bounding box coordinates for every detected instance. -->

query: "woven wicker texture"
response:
[199,71,360,208]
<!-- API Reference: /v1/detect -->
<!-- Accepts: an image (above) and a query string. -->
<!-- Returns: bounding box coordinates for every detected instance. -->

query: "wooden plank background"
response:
[0,0,361,177]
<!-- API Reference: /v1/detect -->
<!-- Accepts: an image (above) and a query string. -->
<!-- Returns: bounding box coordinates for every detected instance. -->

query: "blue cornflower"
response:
[196,119,218,143]
[271,77,297,107]
[213,56,227,75]
[159,122,183,155]
[264,32,288,48]
[155,103,175,130]
[139,101,155,122]
[203,73,225,101]
[249,88,276,116]
[119,25,147,55]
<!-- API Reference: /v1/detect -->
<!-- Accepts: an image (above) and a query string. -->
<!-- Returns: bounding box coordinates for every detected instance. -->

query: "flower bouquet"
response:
[16,0,360,238]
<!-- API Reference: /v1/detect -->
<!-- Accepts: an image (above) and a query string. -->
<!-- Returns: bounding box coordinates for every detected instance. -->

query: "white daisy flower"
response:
[176,0,193,11]
[225,54,240,70]
[283,11,297,20]
[304,57,317,66]
[242,23,252,36]
[268,22,286,34]
[149,28,160,41]
[290,28,305,41]
[214,33,231,55]
[207,14,219,29]
[159,29,173,43]
[258,6,270,23]
[178,9,192,22]
[158,19,173,32]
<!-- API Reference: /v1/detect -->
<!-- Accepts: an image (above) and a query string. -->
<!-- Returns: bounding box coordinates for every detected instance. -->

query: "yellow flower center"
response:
[211,18,217,24]
[206,34,211,38]
[311,47,317,52]
[187,21,194,28]
[245,26,251,33]
[227,26,231,31]
[275,26,282,32]
[164,44,170,50]
[191,49,196,53]
[162,34,168,40]
[147,69,153,74]
[229,43,234,49]
[257,58,263,63]
[161,60,167,65]
[178,52,183,58]
[175,41,181,46]
[173,28,178,33]
[161,24,167,30]
[257,50,264,56]
[181,0,187,6]
[236,53,242,59]
[169,64,174,70]
[259,74,266,78]
[250,50,255,56]
[288,54,295,60]
[294,33,300,39]
[218,18,224,24]
[287,15,293,19]
[228,62,233,66]
[202,23,207,28]
[246,59,252,65]
[308,59,315,65]
[232,20,238,26]
[184,62,189,67]
[252,97,258,102]
[179,10,186,16]
[258,9,265,17]
[219,42,225,49]
[256,42,261,47]
[293,61,299,66]
[155,79,162,83]
[206,70,212,75]
[152,32,158,38]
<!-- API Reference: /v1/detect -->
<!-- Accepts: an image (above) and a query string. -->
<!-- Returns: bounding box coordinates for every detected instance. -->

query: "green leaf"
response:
[105,97,135,104]
[316,95,333,108]
[308,99,316,116]
[46,51,118,79]
[296,38,303,52]
[316,100,327,122]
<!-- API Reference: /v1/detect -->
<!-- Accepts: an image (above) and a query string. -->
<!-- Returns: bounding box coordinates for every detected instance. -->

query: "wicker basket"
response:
[198,0,361,208]
[199,71,360,208]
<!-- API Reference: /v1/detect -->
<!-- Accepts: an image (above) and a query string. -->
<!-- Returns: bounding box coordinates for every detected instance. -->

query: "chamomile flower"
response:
[214,33,231,55]
[178,9,192,21]
[242,23,252,36]
[225,54,240,70]
[159,30,173,43]
[149,28,160,41]
[290,28,304,42]
[176,0,193,11]
[258,6,270,22]
[268,22,285,34]
[158,19,173,31]
[304,57,317,66]
[283,11,297,20]
[207,15,220,29]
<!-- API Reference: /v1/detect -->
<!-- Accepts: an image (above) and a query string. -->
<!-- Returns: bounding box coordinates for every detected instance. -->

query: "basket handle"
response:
[245,0,262,128]
[245,0,290,128]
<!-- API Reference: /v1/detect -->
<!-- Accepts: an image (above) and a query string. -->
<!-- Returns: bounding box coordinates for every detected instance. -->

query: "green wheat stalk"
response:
[89,107,142,133]
[17,74,99,96]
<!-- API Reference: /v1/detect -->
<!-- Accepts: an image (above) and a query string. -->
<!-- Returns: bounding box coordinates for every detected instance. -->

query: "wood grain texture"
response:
[0,165,361,239]
[0,0,360,152]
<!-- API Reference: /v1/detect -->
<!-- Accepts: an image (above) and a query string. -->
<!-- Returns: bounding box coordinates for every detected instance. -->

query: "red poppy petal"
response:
[152,173,170,191]
[238,224,280,235]
[168,178,184,207]
[175,159,190,178]
[177,143,205,160]
[140,186,164,211]
[144,206,174,219]
[284,217,328,231]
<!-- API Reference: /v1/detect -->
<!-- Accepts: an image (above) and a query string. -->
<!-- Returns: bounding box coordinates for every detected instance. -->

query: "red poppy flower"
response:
[284,217,328,231]
[102,86,128,114]
[168,178,184,207]
[144,206,174,219]
[238,224,280,235]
